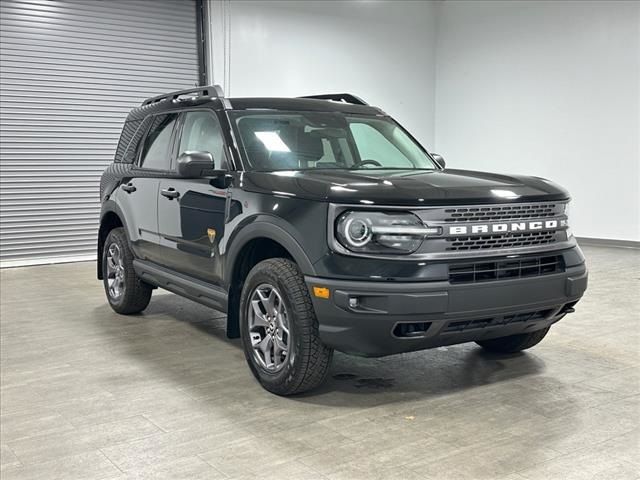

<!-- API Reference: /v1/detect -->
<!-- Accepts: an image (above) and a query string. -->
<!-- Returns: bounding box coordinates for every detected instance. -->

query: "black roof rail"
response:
[299,93,368,106]
[142,84,225,106]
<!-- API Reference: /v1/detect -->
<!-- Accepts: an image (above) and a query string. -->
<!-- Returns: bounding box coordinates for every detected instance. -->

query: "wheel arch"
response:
[224,222,316,339]
[97,202,129,280]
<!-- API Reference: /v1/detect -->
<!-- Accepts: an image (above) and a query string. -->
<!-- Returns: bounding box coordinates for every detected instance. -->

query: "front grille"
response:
[444,204,557,222]
[443,309,554,334]
[446,231,557,251]
[408,201,569,257]
[449,255,564,284]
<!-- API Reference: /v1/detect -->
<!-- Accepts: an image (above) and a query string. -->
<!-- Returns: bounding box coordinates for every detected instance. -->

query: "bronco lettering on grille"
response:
[448,220,560,235]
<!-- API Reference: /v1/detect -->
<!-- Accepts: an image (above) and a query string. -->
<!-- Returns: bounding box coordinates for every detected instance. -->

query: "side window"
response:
[349,123,413,168]
[121,117,151,164]
[178,111,227,169]
[139,114,178,170]
[114,120,140,163]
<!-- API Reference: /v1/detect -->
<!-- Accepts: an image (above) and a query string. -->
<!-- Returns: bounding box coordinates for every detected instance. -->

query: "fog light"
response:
[349,297,359,308]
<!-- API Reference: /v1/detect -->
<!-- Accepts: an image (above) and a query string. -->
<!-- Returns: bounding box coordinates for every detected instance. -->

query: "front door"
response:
[157,110,230,286]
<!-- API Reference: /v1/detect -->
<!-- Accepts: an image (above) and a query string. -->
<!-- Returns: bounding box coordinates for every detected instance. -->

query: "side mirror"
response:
[431,153,445,169]
[176,151,215,178]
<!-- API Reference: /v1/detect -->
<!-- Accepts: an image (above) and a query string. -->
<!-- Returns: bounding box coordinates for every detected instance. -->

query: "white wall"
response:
[207,0,439,146]
[435,1,640,242]
[207,0,640,242]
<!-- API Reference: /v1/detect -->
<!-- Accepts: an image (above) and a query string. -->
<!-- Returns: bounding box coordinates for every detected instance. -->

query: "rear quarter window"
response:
[114,120,140,163]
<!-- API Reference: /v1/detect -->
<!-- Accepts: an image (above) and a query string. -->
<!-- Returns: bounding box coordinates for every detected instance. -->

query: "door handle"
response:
[121,183,136,193]
[161,187,180,199]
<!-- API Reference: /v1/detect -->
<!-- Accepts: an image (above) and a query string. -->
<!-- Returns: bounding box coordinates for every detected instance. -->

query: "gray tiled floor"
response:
[1,245,638,480]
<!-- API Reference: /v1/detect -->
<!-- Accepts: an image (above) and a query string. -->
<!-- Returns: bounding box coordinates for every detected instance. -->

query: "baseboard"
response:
[0,254,96,269]
[576,237,640,249]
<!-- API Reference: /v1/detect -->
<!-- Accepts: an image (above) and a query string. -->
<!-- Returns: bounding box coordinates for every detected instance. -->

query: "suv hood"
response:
[240,169,570,206]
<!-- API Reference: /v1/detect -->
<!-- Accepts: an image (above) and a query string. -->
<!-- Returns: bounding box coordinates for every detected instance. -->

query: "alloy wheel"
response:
[247,283,290,372]
[106,243,125,300]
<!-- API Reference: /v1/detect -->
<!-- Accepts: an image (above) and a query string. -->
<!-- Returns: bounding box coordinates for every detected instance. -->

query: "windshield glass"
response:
[230,111,437,171]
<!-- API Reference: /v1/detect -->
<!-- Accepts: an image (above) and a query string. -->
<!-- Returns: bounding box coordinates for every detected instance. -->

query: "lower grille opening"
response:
[449,255,565,284]
[442,309,554,334]
[446,318,493,333]
[394,322,431,338]
[503,309,553,323]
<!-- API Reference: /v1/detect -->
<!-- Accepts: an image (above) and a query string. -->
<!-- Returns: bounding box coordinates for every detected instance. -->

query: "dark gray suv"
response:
[98,86,588,395]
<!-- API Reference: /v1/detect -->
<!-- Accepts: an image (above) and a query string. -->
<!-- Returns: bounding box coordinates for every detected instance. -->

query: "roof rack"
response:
[142,85,225,106]
[299,93,368,106]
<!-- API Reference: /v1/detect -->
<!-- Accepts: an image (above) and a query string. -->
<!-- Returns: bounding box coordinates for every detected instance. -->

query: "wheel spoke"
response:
[256,289,270,307]
[259,334,273,366]
[267,290,277,315]
[274,334,287,353]
[107,256,117,272]
[259,334,272,353]
[273,348,282,369]
[250,300,269,328]
[276,310,289,335]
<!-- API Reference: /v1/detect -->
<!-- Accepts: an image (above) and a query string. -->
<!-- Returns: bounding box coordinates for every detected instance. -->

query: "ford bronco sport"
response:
[98,86,588,395]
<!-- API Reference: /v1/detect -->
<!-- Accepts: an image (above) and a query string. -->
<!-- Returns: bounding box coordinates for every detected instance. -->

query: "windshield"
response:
[230,111,437,171]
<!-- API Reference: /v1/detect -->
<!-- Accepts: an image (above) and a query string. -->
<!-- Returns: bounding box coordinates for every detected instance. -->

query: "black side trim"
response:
[133,259,228,312]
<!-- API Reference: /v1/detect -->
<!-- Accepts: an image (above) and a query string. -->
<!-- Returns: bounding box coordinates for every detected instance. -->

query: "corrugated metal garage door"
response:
[0,0,202,267]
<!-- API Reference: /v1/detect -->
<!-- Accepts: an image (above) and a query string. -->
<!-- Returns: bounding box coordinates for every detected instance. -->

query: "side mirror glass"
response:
[431,153,445,169]
[176,151,215,178]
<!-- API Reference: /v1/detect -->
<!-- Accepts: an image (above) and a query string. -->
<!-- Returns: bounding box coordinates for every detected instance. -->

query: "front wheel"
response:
[240,258,333,395]
[102,227,152,314]
[476,327,550,353]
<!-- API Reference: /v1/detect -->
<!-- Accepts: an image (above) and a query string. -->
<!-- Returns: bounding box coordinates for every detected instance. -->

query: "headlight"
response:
[335,211,438,254]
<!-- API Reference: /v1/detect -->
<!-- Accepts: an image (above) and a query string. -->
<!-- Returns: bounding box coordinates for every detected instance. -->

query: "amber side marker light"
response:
[313,286,330,299]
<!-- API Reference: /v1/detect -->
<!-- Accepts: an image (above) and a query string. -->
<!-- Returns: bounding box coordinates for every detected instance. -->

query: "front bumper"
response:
[305,261,587,357]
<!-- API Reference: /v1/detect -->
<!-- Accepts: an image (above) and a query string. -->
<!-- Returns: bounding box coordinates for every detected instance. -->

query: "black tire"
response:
[476,327,550,353]
[102,227,152,315]
[240,258,333,395]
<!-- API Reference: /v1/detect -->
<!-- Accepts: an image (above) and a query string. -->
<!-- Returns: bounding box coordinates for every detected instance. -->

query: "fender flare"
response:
[224,220,316,284]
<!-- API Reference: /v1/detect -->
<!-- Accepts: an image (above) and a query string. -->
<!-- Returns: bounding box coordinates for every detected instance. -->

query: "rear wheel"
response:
[240,258,333,395]
[476,327,550,353]
[102,227,152,314]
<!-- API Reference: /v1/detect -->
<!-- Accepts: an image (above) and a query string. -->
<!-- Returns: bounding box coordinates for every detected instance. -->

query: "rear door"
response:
[157,110,230,286]
[118,113,179,262]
